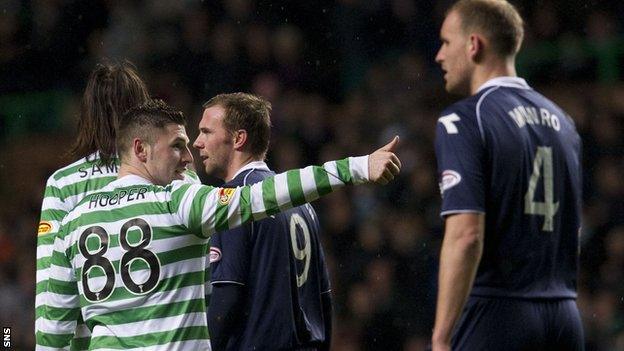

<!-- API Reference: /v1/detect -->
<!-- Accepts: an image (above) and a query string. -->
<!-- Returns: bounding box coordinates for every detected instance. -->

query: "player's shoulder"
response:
[50,152,111,180]
[46,156,90,186]
[440,94,481,120]
[182,169,201,184]
[437,93,489,137]
[227,165,274,187]
[527,89,577,128]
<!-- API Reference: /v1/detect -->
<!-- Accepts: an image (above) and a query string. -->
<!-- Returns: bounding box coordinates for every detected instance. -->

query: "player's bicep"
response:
[48,235,78,300]
[435,112,486,216]
[38,235,79,348]
[38,179,69,238]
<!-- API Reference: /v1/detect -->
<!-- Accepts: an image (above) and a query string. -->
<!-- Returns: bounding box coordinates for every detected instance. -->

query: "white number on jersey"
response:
[289,213,311,287]
[524,146,560,231]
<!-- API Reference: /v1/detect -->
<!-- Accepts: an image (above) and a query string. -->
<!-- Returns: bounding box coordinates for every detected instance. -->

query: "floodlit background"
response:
[0,0,623,349]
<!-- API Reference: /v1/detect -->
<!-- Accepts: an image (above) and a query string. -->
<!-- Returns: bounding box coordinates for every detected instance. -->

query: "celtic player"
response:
[36,99,401,350]
[35,62,199,350]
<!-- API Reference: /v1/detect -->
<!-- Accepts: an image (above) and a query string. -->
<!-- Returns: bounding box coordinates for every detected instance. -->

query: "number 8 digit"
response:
[79,226,115,302]
[119,218,161,295]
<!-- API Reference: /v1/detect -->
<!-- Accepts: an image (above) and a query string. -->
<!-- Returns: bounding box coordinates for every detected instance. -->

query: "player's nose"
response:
[192,136,202,149]
[435,48,444,64]
[182,146,194,164]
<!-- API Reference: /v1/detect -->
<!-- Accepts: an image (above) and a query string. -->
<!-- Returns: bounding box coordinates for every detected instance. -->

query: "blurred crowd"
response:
[0,0,623,350]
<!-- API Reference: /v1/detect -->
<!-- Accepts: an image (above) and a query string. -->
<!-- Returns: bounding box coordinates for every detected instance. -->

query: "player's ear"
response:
[468,34,484,62]
[233,129,248,151]
[133,138,149,162]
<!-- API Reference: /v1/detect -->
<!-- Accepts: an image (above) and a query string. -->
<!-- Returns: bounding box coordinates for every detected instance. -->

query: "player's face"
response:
[146,124,193,186]
[436,10,473,96]
[193,106,234,180]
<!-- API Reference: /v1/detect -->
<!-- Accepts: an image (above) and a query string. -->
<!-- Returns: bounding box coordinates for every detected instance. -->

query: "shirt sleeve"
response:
[36,224,80,350]
[435,110,486,217]
[182,169,201,184]
[36,175,71,332]
[209,226,250,285]
[177,156,369,237]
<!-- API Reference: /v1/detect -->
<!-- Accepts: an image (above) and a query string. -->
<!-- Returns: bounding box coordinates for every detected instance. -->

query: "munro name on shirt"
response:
[508,106,561,131]
[88,187,148,209]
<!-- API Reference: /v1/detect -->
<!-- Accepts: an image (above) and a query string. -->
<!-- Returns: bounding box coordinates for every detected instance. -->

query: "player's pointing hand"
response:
[368,136,401,185]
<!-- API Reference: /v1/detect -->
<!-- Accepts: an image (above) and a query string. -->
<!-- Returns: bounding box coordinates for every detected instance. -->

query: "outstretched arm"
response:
[179,137,402,236]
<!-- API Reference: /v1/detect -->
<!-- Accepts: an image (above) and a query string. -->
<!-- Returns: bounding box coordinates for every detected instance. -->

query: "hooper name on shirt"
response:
[88,187,148,209]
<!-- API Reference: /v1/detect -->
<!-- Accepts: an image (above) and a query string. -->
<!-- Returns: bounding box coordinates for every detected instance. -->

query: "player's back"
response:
[211,167,330,350]
[437,78,582,299]
[49,176,210,350]
[36,153,121,347]
[37,154,199,319]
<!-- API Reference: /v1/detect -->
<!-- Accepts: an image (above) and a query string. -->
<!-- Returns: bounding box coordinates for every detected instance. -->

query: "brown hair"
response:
[203,93,272,159]
[70,61,150,165]
[450,0,524,57]
[117,99,186,161]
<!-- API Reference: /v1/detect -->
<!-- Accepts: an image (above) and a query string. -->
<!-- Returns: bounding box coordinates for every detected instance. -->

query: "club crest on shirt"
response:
[38,221,53,236]
[209,247,222,263]
[439,170,462,194]
[218,188,235,205]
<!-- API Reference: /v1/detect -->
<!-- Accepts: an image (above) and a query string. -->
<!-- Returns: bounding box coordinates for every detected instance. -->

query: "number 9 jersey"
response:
[434,77,582,299]
[209,162,331,350]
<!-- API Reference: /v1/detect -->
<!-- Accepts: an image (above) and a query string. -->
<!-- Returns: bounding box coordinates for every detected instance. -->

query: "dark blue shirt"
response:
[210,162,331,350]
[435,77,582,299]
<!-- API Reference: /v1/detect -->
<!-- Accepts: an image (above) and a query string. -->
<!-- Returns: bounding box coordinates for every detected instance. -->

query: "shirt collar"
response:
[112,174,153,187]
[230,161,270,180]
[477,76,531,93]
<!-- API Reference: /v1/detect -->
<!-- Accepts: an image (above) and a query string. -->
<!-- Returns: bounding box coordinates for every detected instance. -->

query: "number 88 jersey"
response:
[434,77,582,299]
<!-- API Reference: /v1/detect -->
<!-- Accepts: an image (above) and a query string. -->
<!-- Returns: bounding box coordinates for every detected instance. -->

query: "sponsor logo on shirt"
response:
[38,221,53,236]
[209,247,222,263]
[218,188,235,205]
[439,170,462,194]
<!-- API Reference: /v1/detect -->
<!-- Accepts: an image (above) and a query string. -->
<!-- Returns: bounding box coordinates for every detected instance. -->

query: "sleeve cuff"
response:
[349,155,369,184]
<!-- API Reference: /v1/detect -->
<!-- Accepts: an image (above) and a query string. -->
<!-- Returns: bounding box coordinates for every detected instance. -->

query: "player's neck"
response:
[223,153,261,182]
[118,160,155,184]
[470,57,517,95]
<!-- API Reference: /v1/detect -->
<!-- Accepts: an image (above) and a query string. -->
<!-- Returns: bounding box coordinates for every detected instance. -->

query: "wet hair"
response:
[117,99,186,161]
[70,61,150,165]
[203,93,272,159]
[450,0,524,57]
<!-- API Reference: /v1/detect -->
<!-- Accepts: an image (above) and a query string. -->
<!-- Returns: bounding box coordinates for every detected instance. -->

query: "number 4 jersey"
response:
[435,77,582,299]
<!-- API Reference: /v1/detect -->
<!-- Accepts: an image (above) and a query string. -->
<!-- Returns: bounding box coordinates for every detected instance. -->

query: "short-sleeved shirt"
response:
[210,161,331,350]
[435,77,582,299]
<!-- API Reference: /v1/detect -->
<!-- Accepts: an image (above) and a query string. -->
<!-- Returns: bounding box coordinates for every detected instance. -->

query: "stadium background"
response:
[0,0,623,349]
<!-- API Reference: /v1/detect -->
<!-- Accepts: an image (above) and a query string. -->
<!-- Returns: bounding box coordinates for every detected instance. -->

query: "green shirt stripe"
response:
[239,186,252,224]
[286,169,305,205]
[90,326,208,350]
[313,166,332,196]
[93,298,205,326]
[336,158,352,185]
[261,176,279,216]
